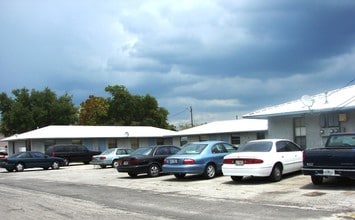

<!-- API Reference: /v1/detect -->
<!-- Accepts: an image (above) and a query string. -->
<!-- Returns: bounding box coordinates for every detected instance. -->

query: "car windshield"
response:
[101,148,115,155]
[238,141,273,152]
[177,143,207,155]
[130,147,153,156]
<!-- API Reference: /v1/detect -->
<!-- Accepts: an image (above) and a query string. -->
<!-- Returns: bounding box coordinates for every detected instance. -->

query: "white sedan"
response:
[222,139,303,182]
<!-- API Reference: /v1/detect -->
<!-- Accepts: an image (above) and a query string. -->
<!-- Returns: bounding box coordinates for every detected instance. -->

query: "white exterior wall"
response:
[268,117,294,139]
[268,110,355,149]
[30,140,45,152]
[240,132,261,144]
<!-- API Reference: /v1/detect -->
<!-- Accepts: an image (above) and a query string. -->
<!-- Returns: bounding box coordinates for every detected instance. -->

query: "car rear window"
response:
[238,141,272,152]
[177,143,207,155]
[130,147,153,156]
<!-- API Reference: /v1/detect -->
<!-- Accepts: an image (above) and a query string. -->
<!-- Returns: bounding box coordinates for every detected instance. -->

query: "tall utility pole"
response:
[190,106,193,127]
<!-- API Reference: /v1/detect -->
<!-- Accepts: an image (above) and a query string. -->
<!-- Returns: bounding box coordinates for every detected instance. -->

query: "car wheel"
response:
[100,165,107,168]
[231,176,243,182]
[128,172,137,177]
[15,163,25,172]
[311,176,323,185]
[112,160,119,168]
[269,164,282,182]
[174,173,186,179]
[52,161,60,169]
[148,164,160,177]
[203,163,216,179]
[63,158,69,166]
[6,168,13,172]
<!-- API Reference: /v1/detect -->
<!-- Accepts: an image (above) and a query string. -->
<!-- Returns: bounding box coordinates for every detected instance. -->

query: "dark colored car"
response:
[117,145,181,177]
[45,144,101,166]
[0,151,8,159]
[0,151,65,172]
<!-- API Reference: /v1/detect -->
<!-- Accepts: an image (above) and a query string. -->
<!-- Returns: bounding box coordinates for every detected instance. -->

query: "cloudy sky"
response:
[1,0,354,126]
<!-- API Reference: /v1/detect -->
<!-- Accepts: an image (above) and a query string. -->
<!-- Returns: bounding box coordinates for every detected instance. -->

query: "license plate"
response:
[123,161,128,165]
[323,169,335,176]
[170,159,178,164]
[235,160,244,166]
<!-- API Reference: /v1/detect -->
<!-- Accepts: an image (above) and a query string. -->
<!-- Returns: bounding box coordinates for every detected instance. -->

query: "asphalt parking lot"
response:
[1,164,354,219]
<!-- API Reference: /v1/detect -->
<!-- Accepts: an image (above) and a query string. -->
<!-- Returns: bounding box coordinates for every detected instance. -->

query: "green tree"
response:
[0,87,77,136]
[79,95,109,125]
[104,85,172,129]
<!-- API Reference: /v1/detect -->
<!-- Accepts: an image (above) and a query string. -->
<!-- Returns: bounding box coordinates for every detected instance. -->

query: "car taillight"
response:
[99,156,106,160]
[223,159,235,164]
[242,159,263,164]
[163,159,168,164]
[223,158,263,164]
[51,152,56,157]
[183,159,195,164]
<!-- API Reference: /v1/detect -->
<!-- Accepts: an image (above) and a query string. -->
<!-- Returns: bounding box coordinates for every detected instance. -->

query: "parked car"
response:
[92,148,133,168]
[222,139,303,182]
[0,151,8,159]
[116,145,181,177]
[163,141,238,179]
[0,151,65,172]
[45,144,101,166]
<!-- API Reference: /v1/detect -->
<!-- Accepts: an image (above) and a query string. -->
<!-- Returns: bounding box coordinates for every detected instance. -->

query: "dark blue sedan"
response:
[163,141,238,179]
[0,151,65,172]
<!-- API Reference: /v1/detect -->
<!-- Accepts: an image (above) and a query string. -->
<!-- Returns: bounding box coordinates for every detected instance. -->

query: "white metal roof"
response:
[2,125,178,141]
[175,119,268,136]
[243,85,355,119]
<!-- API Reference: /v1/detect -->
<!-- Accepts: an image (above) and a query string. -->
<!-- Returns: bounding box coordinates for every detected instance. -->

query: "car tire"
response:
[148,164,160,177]
[128,172,137,177]
[15,163,25,172]
[6,168,13,172]
[311,176,323,185]
[112,160,119,169]
[52,161,60,169]
[231,176,243,182]
[174,173,186,179]
[63,158,69,166]
[100,165,107,168]
[203,163,216,179]
[269,164,282,182]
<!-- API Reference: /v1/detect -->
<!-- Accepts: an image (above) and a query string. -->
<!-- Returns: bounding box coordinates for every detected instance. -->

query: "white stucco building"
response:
[243,85,355,149]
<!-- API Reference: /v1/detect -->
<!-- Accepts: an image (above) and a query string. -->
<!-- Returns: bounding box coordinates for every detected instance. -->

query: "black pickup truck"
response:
[302,133,355,185]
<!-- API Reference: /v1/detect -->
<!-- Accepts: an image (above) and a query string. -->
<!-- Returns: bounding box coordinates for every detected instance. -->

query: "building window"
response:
[231,134,240,146]
[107,139,117,148]
[294,117,306,148]
[156,138,164,145]
[199,135,208,141]
[180,136,188,146]
[319,113,339,128]
[256,132,265,140]
[130,138,139,149]
[72,140,82,145]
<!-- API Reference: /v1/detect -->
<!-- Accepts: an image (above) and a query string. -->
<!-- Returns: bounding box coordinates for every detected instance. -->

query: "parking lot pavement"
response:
[1,164,354,218]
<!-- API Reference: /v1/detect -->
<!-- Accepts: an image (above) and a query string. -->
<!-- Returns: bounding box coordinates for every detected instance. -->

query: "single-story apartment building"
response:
[1,119,267,155]
[243,84,355,149]
[174,119,267,146]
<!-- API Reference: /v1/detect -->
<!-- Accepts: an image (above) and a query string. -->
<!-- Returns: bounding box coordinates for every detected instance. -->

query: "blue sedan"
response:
[0,151,65,172]
[163,141,238,179]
